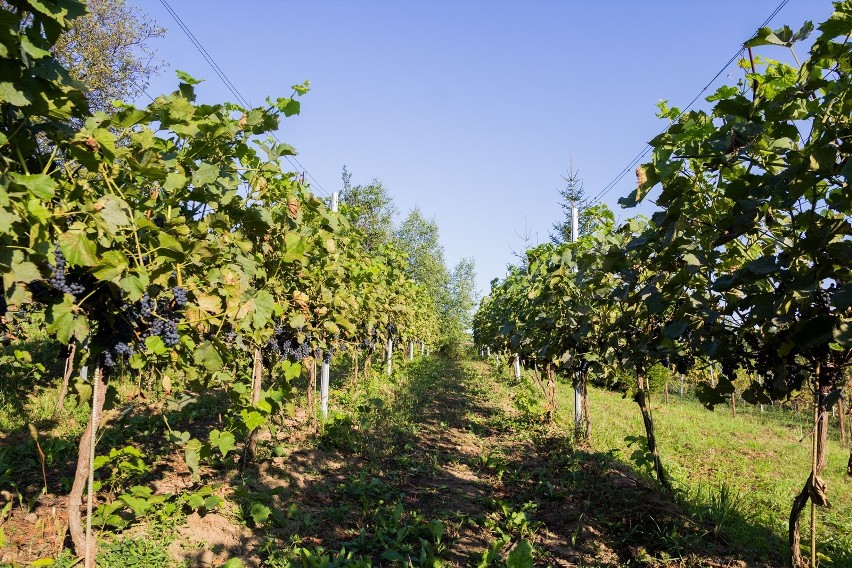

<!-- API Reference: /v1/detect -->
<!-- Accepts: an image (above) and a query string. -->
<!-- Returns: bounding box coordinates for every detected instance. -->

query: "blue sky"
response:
[130,0,835,297]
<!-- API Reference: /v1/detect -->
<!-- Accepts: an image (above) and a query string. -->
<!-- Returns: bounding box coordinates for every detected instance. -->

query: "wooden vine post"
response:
[789,364,831,567]
[247,348,263,460]
[731,389,737,417]
[57,342,76,412]
[68,358,107,564]
[545,363,557,422]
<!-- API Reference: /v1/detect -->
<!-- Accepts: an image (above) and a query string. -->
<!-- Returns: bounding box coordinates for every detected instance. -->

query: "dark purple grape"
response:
[172,286,188,308]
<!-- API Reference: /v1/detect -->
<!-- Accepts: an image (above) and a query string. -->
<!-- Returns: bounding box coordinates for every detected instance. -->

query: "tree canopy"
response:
[52,0,165,113]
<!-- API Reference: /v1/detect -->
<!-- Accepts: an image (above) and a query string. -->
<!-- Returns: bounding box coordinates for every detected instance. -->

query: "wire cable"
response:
[158,0,331,198]
[587,0,791,206]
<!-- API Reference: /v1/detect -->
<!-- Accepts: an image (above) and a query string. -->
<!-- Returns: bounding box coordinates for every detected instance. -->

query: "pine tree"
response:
[551,162,593,243]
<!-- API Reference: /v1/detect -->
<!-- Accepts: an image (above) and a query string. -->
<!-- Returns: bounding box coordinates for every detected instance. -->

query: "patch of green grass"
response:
[97,534,181,567]
[570,383,852,564]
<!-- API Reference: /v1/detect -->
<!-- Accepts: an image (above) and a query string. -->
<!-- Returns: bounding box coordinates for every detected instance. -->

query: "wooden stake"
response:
[57,342,76,412]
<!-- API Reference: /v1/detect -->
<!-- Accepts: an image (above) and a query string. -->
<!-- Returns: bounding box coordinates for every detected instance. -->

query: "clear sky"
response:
[130,0,835,298]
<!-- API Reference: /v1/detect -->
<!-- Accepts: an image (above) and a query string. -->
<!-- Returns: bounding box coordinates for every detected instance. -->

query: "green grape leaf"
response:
[8,173,56,199]
[241,410,265,431]
[249,503,271,525]
[0,82,30,106]
[176,70,203,85]
[144,335,167,355]
[47,295,89,343]
[194,341,224,372]
[192,162,219,187]
[163,172,187,191]
[92,250,128,282]
[209,429,236,457]
[97,195,130,232]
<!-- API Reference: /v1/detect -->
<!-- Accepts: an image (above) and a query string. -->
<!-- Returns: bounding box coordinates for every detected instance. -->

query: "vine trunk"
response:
[67,362,107,562]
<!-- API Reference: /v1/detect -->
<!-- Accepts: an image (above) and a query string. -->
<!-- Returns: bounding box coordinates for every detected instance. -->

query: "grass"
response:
[559,381,852,565]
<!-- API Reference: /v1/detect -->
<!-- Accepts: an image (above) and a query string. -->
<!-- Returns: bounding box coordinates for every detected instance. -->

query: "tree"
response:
[396,207,476,347]
[339,166,397,253]
[52,0,165,113]
[551,162,595,243]
[444,257,477,346]
[396,207,450,308]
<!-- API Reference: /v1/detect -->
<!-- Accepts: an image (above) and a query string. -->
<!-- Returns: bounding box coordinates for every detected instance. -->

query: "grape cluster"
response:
[360,327,379,350]
[264,322,313,362]
[292,342,311,362]
[114,342,134,357]
[48,245,86,298]
[323,344,337,364]
[172,286,188,308]
[140,293,155,317]
[102,287,187,367]
[147,318,179,347]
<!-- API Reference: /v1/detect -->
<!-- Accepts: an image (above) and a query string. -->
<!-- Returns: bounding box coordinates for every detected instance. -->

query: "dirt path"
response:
[236,357,760,567]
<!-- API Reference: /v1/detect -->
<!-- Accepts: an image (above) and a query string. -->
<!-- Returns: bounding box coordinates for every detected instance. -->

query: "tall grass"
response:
[556,383,852,564]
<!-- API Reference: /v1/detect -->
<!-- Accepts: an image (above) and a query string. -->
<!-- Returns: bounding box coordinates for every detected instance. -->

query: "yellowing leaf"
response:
[59,229,98,266]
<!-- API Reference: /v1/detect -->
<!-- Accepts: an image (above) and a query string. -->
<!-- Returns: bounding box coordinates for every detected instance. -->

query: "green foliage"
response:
[443,257,478,349]
[477,500,539,567]
[93,445,149,495]
[646,363,671,393]
[96,534,174,567]
[339,167,397,254]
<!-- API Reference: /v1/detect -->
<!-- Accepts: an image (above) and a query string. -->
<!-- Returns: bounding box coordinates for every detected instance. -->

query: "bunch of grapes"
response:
[172,286,188,308]
[140,293,155,317]
[48,245,86,298]
[147,318,179,347]
[323,344,337,364]
[102,286,188,367]
[292,341,311,362]
[265,322,313,362]
[360,326,379,351]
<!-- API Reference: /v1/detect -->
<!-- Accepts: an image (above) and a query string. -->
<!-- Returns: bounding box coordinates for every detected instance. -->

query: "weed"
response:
[97,534,176,567]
